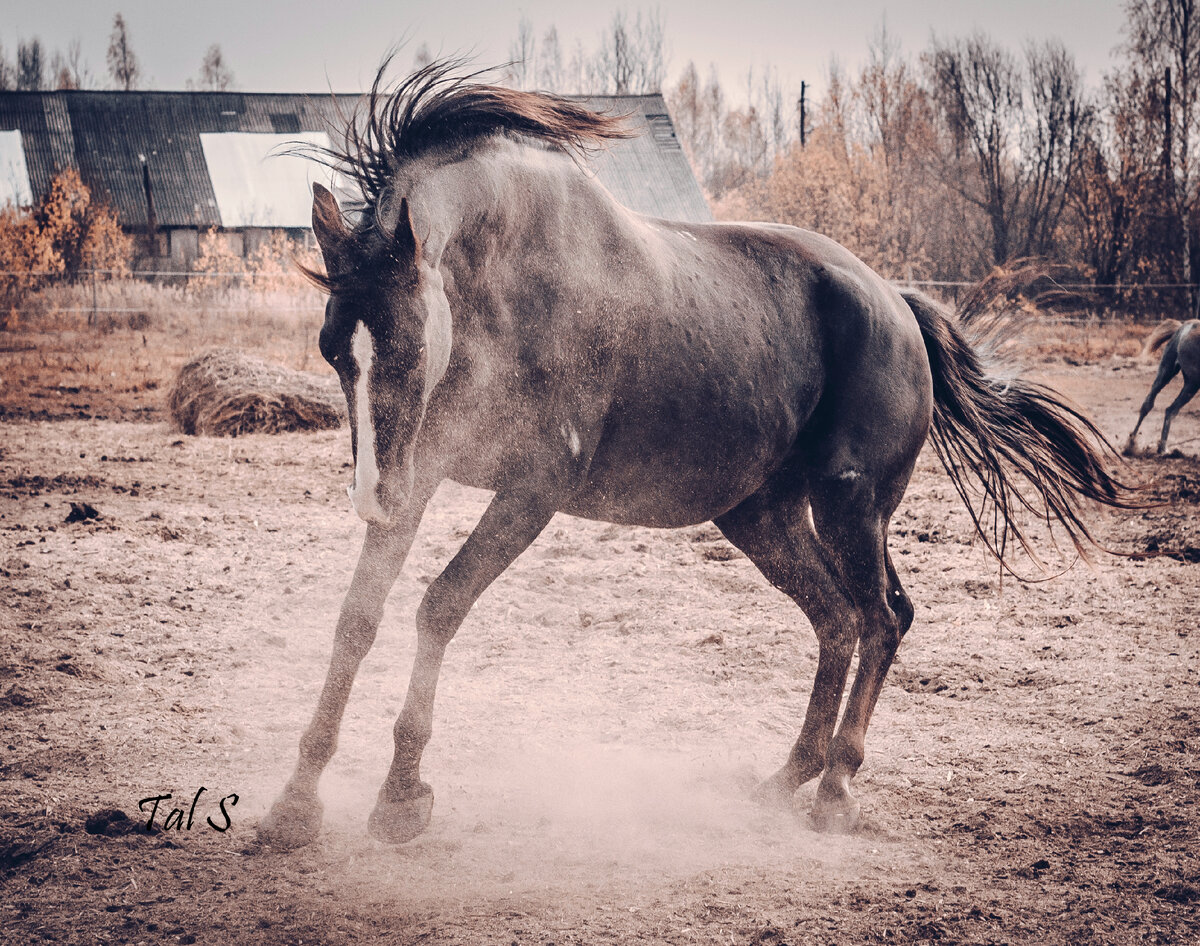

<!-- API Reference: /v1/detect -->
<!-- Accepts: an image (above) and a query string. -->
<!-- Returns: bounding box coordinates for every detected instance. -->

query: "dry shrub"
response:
[187,229,245,298]
[719,125,951,281]
[32,167,132,277]
[0,168,131,324]
[168,348,345,436]
[247,231,323,292]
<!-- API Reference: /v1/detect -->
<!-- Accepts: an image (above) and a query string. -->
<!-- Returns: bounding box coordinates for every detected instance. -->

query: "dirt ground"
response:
[2,332,1200,944]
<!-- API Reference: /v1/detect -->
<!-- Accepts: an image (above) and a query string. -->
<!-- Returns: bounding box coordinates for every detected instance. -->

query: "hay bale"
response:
[168,348,345,436]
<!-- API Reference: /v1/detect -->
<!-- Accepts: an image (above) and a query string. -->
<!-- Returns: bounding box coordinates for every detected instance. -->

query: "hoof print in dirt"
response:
[65,502,102,524]
[0,837,55,870]
[1016,858,1052,878]
[1,685,37,708]
[84,808,140,836]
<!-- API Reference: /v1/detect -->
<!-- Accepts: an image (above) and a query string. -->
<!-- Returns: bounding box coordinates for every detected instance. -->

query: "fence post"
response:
[90,270,97,328]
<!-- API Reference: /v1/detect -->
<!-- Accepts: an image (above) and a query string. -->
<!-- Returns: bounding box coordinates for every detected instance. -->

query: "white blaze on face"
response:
[347,321,387,522]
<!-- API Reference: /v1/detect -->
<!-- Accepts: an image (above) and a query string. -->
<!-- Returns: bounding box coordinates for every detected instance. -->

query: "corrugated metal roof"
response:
[0,90,711,227]
[584,95,711,222]
[201,131,335,227]
[0,130,32,206]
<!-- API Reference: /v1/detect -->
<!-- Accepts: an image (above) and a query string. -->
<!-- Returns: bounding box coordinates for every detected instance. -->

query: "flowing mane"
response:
[316,57,635,217]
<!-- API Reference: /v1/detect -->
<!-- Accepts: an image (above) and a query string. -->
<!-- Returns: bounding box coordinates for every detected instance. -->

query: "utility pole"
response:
[139,153,157,264]
[798,80,807,147]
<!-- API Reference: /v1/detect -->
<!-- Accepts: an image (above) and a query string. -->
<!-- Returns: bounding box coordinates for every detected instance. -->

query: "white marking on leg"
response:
[560,421,581,458]
[348,322,386,521]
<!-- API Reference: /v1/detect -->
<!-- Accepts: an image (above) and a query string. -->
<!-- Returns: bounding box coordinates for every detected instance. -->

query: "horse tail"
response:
[1141,319,1182,358]
[902,290,1136,574]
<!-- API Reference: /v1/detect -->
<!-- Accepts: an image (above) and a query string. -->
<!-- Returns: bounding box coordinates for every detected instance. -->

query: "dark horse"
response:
[1125,318,1200,454]
[258,61,1132,850]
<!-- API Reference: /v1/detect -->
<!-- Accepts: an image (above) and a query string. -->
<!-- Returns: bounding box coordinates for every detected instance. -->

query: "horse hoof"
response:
[368,785,434,845]
[809,800,862,834]
[752,769,798,809]
[257,792,324,850]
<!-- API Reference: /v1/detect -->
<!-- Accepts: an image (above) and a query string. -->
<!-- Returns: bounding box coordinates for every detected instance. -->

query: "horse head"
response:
[310,183,451,523]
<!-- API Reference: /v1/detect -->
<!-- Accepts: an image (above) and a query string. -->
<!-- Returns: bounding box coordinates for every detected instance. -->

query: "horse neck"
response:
[412,139,624,270]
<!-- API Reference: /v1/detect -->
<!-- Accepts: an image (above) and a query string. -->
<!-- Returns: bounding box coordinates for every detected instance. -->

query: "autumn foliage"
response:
[0,167,132,315]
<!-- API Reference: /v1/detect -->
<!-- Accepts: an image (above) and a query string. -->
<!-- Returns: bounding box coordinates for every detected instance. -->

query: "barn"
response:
[0,89,711,268]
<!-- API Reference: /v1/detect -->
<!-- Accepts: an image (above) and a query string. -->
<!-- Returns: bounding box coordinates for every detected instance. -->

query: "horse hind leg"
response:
[814,546,912,830]
[1127,352,1180,454]
[718,465,915,831]
[1157,376,1200,453]
[714,482,864,808]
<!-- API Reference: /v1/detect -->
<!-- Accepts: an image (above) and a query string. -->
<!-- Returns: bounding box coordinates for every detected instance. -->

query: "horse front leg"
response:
[258,501,429,851]
[367,488,555,844]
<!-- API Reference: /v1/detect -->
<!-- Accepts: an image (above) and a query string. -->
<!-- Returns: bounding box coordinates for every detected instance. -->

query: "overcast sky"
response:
[2,1,1129,100]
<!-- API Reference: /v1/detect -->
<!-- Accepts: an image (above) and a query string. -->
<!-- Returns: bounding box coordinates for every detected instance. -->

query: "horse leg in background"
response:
[259,502,430,851]
[1157,377,1200,454]
[368,489,555,844]
[715,481,863,810]
[1126,346,1180,454]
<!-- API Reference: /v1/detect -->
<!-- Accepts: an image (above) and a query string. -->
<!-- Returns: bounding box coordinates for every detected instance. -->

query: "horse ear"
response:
[394,196,421,261]
[311,183,349,262]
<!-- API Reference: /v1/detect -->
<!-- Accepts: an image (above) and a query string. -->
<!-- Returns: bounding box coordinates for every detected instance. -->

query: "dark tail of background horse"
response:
[902,291,1136,573]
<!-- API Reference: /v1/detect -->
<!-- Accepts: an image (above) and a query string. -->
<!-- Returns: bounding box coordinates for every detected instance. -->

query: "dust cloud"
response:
[305,739,866,904]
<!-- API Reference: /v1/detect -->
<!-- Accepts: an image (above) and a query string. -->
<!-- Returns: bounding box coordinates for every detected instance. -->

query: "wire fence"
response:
[0,269,327,327]
[2,269,1197,324]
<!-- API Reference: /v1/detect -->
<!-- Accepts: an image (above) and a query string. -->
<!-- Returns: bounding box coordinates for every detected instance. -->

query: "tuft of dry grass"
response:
[167,348,344,436]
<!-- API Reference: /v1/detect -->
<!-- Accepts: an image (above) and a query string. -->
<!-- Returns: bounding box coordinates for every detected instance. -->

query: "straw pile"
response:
[168,348,345,436]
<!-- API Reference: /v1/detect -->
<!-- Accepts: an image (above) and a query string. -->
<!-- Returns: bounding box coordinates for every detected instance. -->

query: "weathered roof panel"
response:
[0,130,32,207]
[201,132,335,228]
[583,94,711,222]
[0,89,710,227]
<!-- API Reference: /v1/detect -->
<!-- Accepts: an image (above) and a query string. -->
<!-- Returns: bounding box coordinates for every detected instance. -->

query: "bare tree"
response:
[0,42,12,91]
[538,25,563,91]
[413,42,432,71]
[593,8,665,94]
[596,10,635,93]
[630,7,667,94]
[1022,41,1090,255]
[197,44,235,91]
[927,33,1025,263]
[106,13,140,90]
[1123,0,1200,308]
[758,68,789,164]
[17,39,45,91]
[50,40,90,90]
[859,24,931,171]
[564,39,587,94]
[507,15,536,90]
